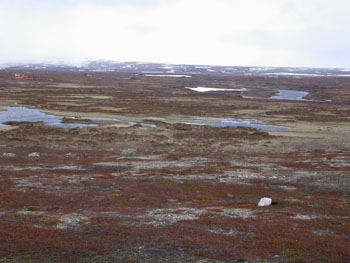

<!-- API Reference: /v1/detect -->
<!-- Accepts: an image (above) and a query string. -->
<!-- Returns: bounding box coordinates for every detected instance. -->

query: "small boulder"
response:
[257,197,272,207]
[28,152,40,158]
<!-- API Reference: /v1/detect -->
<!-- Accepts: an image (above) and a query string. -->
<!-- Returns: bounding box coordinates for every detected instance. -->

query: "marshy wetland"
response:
[0,70,349,262]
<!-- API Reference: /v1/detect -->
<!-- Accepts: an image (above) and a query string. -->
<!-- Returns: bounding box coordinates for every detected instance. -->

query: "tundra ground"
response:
[0,71,349,262]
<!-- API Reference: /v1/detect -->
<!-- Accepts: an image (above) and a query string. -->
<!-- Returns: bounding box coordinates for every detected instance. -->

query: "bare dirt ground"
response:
[0,71,349,262]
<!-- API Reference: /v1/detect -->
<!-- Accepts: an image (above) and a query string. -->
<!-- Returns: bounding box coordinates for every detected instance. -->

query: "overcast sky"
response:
[0,0,349,67]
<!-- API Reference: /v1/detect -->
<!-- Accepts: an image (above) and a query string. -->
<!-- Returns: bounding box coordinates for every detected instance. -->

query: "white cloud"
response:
[0,0,349,67]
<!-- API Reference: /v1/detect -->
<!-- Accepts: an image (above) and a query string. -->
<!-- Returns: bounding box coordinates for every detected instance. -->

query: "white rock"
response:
[28,152,40,158]
[257,197,272,207]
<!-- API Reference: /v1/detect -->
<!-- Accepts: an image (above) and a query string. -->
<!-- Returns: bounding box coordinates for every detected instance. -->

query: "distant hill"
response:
[1,58,350,78]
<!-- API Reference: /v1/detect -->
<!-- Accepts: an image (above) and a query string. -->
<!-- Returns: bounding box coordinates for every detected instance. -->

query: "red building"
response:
[11,73,37,80]
[12,73,25,79]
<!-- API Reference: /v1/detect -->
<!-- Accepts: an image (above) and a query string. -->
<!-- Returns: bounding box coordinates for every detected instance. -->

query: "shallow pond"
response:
[271,90,309,101]
[186,116,287,130]
[0,106,287,131]
[0,106,156,128]
[0,106,106,128]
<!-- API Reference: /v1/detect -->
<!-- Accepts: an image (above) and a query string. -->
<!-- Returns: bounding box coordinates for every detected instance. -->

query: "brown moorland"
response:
[0,70,349,262]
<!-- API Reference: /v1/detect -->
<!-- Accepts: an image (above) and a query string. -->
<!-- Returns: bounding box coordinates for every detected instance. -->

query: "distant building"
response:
[11,73,37,80]
[12,73,24,79]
